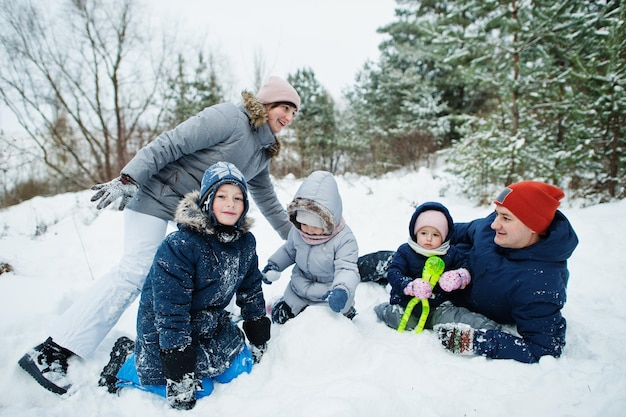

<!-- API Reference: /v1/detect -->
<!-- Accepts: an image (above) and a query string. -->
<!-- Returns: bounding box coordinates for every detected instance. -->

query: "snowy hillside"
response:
[0,168,625,417]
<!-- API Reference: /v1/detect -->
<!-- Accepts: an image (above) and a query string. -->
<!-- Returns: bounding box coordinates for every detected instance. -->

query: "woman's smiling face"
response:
[266,103,297,134]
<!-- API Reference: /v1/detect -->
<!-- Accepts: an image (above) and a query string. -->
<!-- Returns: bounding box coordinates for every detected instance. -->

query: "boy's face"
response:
[416,226,444,249]
[212,184,245,226]
[490,206,539,249]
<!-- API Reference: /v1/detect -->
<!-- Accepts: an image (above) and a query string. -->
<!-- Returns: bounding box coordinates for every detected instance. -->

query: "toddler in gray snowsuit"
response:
[261,171,360,323]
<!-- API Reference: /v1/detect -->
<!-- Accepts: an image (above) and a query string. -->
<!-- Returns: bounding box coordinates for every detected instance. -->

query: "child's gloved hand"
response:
[165,373,200,410]
[404,278,432,299]
[438,268,471,292]
[243,317,271,363]
[326,288,348,312]
[249,343,267,363]
[261,263,281,284]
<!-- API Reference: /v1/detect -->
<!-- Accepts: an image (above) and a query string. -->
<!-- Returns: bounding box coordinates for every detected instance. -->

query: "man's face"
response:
[490,206,540,249]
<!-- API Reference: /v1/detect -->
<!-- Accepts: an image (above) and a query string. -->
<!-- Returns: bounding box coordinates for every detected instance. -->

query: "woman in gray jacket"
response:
[261,171,360,323]
[18,76,300,396]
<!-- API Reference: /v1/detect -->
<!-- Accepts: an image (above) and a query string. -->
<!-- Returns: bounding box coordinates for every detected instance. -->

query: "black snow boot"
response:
[18,337,76,395]
[343,306,358,320]
[98,336,135,394]
[271,299,296,324]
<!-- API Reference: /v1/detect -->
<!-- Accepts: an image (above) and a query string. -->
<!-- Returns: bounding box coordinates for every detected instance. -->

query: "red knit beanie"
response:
[494,181,564,235]
[256,76,301,110]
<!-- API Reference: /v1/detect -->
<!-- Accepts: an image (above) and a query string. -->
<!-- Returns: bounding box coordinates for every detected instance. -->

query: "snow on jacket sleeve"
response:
[474,265,568,363]
[475,310,566,363]
[235,235,267,321]
[150,234,198,352]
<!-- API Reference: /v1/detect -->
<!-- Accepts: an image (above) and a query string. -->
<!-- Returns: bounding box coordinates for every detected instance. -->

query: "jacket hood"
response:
[242,91,281,158]
[287,171,342,235]
[175,191,253,236]
[409,202,454,243]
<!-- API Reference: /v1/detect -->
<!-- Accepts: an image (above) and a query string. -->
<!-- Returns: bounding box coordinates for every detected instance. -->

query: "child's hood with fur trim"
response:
[287,171,342,235]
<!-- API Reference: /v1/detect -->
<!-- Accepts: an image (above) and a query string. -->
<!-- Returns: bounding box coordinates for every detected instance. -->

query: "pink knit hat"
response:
[414,210,449,241]
[256,76,301,110]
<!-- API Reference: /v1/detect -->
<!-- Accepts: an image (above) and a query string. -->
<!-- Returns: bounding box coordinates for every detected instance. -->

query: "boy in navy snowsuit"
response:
[99,162,270,410]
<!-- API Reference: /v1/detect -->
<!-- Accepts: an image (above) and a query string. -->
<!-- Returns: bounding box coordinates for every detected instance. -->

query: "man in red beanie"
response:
[430,181,579,363]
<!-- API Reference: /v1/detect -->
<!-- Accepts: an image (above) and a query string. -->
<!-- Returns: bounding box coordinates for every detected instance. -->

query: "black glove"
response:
[248,343,267,364]
[243,317,271,363]
[271,300,295,324]
[165,373,200,410]
[90,173,139,210]
[160,345,198,410]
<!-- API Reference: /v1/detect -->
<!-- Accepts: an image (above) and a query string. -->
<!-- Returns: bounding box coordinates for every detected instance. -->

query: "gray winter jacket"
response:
[123,92,291,239]
[268,171,360,312]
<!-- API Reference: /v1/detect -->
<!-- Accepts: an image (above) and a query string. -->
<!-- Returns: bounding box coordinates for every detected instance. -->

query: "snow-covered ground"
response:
[0,168,624,417]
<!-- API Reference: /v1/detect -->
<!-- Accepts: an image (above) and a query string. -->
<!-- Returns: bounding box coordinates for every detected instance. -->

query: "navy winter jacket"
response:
[134,191,266,385]
[449,210,578,363]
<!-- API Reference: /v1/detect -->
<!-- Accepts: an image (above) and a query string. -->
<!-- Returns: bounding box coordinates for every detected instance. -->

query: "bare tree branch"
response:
[0,0,174,188]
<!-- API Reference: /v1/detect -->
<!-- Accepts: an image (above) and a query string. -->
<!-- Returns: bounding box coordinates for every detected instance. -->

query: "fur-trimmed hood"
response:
[242,91,268,129]
[287,171,342,235]
[242,91,281,158]
[175,191,253,236]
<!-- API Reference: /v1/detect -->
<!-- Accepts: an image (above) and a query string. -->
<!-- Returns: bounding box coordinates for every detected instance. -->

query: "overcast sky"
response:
[150,0,398,100]
[0,0,398,134]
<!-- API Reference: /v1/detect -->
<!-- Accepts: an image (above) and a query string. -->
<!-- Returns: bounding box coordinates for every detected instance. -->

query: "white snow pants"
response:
[50,209,170,358]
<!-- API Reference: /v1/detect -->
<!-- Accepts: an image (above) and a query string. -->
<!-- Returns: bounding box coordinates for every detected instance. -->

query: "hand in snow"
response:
[165,373,200,410]
[326,288,349,313]
[261,263,281,284]
[439,268,471,292]
[243,317,270,363]
[249,343,267,363]
[90,174,139,210]
[404,278,432,299]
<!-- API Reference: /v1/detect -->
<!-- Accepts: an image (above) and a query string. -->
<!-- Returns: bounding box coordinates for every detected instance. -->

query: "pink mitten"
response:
[404,279,432,299]
[438,268,471,292]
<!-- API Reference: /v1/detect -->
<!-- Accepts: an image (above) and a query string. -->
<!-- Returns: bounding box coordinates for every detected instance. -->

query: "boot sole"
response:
[98,336,135,393]
[18,354,69,395]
